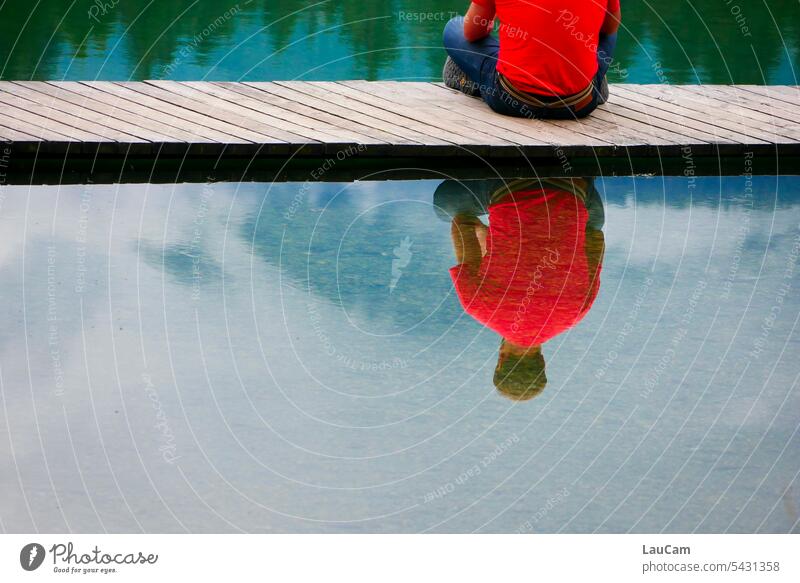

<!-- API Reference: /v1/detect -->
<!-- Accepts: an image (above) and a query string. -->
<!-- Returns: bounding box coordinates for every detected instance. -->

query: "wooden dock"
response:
[1,81,798,181]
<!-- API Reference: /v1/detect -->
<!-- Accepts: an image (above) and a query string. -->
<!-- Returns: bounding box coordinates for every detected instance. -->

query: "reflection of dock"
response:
[1,81,798,182]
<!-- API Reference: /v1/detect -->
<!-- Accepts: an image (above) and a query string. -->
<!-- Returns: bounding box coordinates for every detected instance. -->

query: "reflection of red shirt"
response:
[473,0,620,95]
[449,188,600,347]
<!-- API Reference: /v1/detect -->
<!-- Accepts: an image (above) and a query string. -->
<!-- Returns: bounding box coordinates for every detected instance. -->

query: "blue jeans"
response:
[442,16,616,119]
[433,178,604,230]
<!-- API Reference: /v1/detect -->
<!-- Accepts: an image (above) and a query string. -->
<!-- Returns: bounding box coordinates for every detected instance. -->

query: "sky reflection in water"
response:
[0,175,798,532]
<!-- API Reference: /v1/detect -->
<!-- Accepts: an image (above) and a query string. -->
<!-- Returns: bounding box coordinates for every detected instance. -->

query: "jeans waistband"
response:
[498,74,595,111]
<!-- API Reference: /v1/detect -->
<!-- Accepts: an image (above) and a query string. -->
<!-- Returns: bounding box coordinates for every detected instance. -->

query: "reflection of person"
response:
[442,1,621,118]
[438,178,605,401]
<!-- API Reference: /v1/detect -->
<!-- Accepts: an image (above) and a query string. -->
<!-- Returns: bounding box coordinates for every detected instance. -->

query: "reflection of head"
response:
[494,342,547,401]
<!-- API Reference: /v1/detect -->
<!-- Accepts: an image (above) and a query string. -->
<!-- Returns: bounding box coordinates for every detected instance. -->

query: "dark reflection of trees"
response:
[1,0,797,82]
[115,0,243,79]
[616,0,800,84]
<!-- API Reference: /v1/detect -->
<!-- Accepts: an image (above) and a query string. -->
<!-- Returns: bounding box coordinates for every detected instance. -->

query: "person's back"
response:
[450,183,601,347]
[442,1,621,119]
[490,0,615,96]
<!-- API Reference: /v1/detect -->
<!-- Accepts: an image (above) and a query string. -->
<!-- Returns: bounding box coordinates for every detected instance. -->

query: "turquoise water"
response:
[0,176,798,532]
[1,0,798,84]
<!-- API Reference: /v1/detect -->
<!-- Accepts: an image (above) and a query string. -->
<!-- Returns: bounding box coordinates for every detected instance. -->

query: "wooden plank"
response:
[0,123,41,141]
[307,81,519,148]
[266,81,466,147]
[179,81,387,145]
[729,85,800,117]
[614,85,795,144]
[0,114,74,141]
[217,81,423,147]
[596,101,716,144]
[422,82,677,148]
[590,103,698,146]
[681,85,799,125]
[552,110,673,146]
[735,85,800,108]
[338,80,549,147]
[244,82,444,146]
[416,82,614,147]
[669,86,800,137]
[760,85,799,98]
[0,81,797,168]
[118,81,304,145]
[4,81,176,143]
[426,81,667,148]
[335,80,681,151]
[625,85,800,141]
[422,79,673,149]
[2,96,159,146]
[607,89,760,145]
[215,81,420,146]
[81,81,256,144]
[43,81,216,143]
[142,80,328,145]
[246,81,460,153]
[0,94,112,141]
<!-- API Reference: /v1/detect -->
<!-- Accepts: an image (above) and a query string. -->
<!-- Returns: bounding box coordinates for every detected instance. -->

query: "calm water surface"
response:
[1,0,798,83]
[0,176,798,532]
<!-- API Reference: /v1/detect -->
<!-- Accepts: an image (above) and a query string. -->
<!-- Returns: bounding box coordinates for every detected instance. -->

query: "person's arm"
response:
[585,229,605,285]
[464,1,496,42]
[449,215,490,317]
[451,215,485,267]
[582,229,605,311]
[601,0,621,35]
[597,1,620,79]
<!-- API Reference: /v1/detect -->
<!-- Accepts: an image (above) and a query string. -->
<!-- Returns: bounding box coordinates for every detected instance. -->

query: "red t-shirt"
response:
[473,0,620,95]
[449,187,600,347]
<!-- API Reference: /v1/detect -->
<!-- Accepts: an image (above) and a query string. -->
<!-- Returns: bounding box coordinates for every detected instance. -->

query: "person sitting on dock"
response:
[442,0,621,119]
[438,177,605,400]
